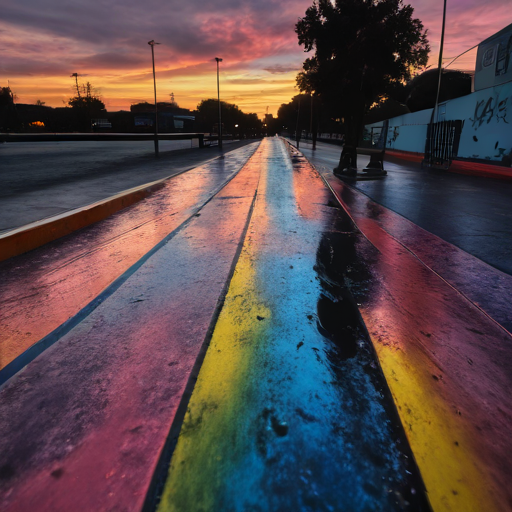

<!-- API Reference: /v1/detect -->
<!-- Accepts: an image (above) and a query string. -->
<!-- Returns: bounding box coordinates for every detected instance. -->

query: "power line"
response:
[444,44,479,69]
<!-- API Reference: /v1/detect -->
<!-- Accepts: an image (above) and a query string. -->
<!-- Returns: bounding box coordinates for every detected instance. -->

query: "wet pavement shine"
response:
[298,142,512,512]
[155,139,429,512]
[0,143,259,377]
[0,137,511,512]
[0,142,261,511]
[297,140,512,276]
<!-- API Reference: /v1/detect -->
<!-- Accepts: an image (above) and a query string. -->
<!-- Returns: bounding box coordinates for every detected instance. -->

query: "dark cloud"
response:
[1,0,311,64]
[0,53,72,76]
[264,64,300,74]
[76,51,147,70]
[4,0,510,112]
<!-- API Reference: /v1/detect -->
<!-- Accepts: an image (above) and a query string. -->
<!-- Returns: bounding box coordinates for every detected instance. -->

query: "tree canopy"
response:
[195,99,262,136]
[403,68,472,112]
[277,95,310,135]
[296,0,430,150]
[67,80,106,131]
[0,87,15,107]
[68,81,105,112]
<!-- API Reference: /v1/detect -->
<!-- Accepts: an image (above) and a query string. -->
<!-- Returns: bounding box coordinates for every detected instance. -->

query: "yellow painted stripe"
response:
[318,169,507,512]
[364,322,500,512]
[157,216,270,511]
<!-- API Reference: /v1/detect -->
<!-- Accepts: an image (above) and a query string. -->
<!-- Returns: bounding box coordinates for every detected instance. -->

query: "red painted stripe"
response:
[323,175,512,511]
[450,159,512,180]
[385,149,512,180]
[385,149,425,162]
[0,154,261,512]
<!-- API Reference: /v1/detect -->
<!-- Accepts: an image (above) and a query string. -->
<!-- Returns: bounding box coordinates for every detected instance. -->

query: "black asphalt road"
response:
[297,140,512,276]
[0,139,256,231]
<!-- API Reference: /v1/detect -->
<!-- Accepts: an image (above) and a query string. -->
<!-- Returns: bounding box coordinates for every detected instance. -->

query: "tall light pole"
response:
[428,0,447,166]
[148,40,161,157]
[215,57,223,149]
[70,73,81,99]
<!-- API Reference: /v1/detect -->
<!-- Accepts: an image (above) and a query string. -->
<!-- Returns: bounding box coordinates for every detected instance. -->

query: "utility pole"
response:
[433,0,447,124]
[215,57,223,149]
[428,0,447,166]
[295,97,301,149]
[148,40,161,158]
[71,73,81,99]
[310,93,316,150]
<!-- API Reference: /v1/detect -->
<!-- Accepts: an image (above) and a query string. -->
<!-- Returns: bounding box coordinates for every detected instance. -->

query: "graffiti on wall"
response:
[470,91,511,129]
[497,98,509,124]
[387,126,399,146]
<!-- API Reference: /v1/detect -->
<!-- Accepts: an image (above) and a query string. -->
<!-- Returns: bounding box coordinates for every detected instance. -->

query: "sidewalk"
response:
[297,139,512,276]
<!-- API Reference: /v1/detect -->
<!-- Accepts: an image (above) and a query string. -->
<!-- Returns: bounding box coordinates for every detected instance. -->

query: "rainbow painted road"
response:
[156,138,429,511]
[1,137,511,512]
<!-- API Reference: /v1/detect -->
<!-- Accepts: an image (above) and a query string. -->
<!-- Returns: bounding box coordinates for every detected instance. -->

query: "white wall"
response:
[448,81,512,161]
[365,80,512,162]
[376,109,433,153]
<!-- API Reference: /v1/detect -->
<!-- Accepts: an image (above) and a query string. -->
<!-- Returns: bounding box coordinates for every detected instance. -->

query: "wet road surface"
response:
[297,140,512,276]
[0,143,259,376]
[156,139,429,512]
[0,142,262,511]
[1,138,511,512]
[0,139,255,231]
[294,140,512,511]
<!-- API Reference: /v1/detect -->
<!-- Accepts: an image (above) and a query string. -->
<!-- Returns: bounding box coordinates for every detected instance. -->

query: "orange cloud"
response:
[2,0,510,116]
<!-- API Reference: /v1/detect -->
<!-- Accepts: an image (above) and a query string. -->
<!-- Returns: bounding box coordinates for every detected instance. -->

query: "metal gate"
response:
[424,120,462,167]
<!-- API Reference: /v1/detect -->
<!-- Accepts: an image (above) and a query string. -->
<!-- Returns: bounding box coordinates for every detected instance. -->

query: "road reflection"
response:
[0,144,259,372]
[157,138,429,512]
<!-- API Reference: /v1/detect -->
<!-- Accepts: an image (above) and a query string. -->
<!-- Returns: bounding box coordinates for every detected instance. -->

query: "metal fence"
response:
[424,120,463,167]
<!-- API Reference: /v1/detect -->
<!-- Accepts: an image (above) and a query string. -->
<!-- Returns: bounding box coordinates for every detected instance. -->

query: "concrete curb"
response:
[0,177,169,262]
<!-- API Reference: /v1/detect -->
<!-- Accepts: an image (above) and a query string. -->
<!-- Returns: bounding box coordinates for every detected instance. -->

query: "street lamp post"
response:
[433,0,447,124]
[148,40,161,157]
[215,57,223,149]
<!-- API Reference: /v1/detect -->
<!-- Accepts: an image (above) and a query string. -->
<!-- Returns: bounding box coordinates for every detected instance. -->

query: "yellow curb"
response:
[0,178,167,262]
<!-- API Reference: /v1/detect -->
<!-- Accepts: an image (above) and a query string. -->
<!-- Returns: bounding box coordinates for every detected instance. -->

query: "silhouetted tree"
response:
[0,86,19,130]
[277,94,312,137]
[130,101,182,113]
[404,68,472,112]
[364,97,410,124]
[68,81,106,131]
[195,99,262,137]
[0,87,15,107]
[296,0,430,169]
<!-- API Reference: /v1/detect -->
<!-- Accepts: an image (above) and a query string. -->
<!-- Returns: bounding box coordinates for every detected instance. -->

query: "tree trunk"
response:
[335,98,365,172]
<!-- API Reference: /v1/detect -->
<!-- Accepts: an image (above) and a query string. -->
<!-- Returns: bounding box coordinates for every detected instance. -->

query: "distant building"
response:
[474,23,512,91]
[130,102,195,133]
[91,118,112,131]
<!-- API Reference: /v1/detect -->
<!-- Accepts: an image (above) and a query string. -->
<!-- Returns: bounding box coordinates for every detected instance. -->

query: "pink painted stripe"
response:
[0,152,261,512]
[323,175,512,511]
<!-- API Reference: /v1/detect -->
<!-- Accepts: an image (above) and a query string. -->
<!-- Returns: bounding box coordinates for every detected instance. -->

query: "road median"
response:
[0,178,168,262]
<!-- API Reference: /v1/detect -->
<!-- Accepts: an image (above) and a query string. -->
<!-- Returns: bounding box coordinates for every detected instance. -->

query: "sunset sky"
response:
[1,0,510,117]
